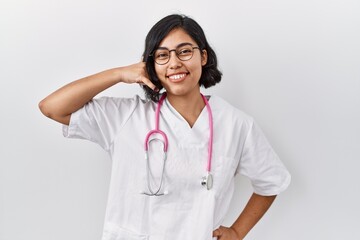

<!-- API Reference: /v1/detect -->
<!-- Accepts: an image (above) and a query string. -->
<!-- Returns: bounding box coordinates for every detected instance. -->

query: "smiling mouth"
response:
[168,73,188,82]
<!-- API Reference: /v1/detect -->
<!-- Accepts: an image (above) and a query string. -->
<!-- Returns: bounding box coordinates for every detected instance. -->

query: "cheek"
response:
[154,65,165,80]
[191,62,203,77]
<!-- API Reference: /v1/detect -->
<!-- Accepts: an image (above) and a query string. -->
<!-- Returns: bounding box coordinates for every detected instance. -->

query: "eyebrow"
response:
[157,42,194,50]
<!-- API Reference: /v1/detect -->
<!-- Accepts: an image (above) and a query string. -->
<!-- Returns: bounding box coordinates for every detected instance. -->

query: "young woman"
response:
[39,14,290,240]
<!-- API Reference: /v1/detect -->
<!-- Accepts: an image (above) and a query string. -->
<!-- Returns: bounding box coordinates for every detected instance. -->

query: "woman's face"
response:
[154,28,207,98]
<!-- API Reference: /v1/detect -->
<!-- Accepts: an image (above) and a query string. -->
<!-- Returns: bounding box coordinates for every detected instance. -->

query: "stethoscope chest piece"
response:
[201,172,213,190]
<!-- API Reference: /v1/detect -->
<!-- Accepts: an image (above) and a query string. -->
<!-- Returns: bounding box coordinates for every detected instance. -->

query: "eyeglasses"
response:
[151,45,200,65]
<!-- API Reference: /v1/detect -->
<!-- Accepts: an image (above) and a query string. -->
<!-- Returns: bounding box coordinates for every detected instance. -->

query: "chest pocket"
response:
[211,156,238,198]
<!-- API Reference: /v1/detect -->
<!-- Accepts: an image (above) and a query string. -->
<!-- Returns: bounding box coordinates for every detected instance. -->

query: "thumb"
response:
[212,228,222,237]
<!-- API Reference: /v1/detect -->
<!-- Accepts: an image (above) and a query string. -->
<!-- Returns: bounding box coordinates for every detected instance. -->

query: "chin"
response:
[166,86,200,97]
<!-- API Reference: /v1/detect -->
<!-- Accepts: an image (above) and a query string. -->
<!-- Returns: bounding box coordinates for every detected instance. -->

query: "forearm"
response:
[231,193,276,239]
[39,67,122,124]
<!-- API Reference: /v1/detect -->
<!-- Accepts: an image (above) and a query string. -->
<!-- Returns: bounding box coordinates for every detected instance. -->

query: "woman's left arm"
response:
[212,193,276,240]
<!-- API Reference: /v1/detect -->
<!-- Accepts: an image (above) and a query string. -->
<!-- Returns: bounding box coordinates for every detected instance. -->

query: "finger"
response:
[139,76,158,92]
[212,228,222,237]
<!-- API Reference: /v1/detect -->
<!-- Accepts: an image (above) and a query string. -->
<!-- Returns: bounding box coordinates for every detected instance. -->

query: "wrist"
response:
[230,226,244,240]
[109,67,124,84]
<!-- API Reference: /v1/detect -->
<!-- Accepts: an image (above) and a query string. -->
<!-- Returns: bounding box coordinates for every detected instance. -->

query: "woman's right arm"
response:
[39,62,156,125]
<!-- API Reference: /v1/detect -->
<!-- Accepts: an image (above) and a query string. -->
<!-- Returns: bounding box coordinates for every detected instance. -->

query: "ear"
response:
[201,49,208,66]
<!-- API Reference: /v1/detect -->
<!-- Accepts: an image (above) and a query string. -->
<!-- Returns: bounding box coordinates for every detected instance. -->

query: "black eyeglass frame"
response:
[150,46,200,65]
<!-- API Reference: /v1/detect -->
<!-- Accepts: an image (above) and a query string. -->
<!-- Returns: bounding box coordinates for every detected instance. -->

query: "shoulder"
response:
[92,95,146,104]
[90,95,154,109]
[80,95,156,119]
[209,95,254,126]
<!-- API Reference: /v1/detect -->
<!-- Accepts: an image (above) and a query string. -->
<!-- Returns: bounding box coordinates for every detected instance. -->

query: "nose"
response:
[168,50,182,69]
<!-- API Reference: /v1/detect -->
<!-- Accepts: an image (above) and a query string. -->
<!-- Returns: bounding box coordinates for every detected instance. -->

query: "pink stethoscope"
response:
[143,93,213,196]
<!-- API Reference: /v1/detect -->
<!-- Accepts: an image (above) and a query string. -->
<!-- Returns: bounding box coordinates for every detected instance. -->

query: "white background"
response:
[1,0,359,239]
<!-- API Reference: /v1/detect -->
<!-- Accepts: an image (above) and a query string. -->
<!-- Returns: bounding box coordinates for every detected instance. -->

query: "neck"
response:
[166,91,205,128]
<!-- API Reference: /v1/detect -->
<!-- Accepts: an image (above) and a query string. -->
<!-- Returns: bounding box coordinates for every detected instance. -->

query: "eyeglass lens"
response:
[153,46,199,65]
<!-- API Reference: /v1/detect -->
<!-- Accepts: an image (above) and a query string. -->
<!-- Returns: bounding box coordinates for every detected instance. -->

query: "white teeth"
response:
[169,74,186,80]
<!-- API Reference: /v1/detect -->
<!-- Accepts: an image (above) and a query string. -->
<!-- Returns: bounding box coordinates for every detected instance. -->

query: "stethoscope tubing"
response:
[144,94,169,152]
[143,92,213,195]
[201,94,213,173]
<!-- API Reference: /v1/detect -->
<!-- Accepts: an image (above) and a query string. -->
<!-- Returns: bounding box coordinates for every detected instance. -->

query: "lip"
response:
[167,72,188,83]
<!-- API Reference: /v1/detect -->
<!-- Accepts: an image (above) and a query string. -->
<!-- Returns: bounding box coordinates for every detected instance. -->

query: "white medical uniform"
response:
[63,95,290,240]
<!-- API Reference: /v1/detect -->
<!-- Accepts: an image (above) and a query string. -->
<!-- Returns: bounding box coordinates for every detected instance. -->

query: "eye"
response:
[177,48,193,56]
[155,51,169,60]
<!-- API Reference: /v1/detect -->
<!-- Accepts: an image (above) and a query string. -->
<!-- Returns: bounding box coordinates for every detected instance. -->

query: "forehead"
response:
[159,28,197,48]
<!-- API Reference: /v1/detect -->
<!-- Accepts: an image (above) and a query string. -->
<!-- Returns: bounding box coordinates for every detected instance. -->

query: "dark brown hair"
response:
[142,14,222,101]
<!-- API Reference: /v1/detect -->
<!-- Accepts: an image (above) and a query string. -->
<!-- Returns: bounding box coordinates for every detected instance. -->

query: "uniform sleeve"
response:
[237,120,291,196]
[62,96,139,151]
